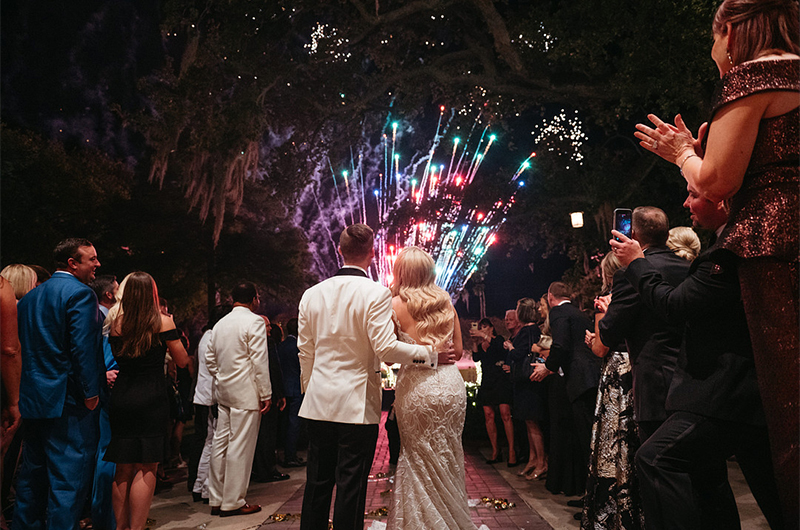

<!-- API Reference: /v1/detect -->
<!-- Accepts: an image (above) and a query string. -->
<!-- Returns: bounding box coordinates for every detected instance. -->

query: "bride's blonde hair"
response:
[390,247,452,346]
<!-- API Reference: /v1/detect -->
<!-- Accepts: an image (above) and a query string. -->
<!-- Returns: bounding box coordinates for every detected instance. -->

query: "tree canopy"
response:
[2,0,724,316]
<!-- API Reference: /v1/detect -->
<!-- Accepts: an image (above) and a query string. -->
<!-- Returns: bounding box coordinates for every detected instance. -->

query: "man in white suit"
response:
[298,224,452,530]
[206,282,271,517]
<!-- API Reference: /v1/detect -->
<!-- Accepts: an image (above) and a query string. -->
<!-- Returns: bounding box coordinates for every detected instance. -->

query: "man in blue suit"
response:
[14,238,105,530]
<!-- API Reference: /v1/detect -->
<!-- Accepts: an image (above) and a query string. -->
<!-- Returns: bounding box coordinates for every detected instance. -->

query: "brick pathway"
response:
[258,413,551,529]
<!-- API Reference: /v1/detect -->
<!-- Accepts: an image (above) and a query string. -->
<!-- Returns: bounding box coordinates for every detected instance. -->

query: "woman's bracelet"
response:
[679,153,700,176]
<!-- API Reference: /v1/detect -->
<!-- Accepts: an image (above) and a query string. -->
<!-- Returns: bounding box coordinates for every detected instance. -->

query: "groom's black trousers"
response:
[300,420,379,530]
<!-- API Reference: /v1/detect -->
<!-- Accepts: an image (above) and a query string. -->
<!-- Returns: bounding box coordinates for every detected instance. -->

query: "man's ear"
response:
[337,245,344,257]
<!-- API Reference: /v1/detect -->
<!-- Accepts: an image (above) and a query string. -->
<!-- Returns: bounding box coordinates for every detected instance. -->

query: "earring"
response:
[727,50,733,66]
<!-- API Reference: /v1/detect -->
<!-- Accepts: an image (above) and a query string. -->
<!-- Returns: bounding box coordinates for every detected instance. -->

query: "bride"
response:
[386,247,477,529]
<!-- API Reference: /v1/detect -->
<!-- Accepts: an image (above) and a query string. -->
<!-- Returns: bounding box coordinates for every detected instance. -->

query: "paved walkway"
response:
[147,412,770,530]
[257,417,551,529]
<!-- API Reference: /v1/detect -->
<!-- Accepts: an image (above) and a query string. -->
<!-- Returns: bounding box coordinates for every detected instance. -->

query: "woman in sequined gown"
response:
[386,247,477,530]
[583,253,645,530]
[634,1,798,524]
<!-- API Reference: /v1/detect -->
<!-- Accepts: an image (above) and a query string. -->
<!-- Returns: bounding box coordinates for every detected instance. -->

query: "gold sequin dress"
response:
[710,58,799,527]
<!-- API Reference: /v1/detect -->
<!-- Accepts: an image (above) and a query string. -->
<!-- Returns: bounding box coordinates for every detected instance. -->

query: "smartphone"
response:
[613,208,632,241]
[470,322,479,330]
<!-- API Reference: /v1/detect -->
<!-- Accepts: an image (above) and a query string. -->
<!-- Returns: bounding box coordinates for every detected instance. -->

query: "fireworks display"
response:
[305,106,533,296]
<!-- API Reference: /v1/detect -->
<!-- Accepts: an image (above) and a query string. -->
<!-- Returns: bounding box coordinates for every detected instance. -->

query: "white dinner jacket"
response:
[206,306,272,411]
[298,268,435,425]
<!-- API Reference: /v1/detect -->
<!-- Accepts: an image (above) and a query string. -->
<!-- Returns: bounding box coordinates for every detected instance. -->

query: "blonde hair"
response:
[390,247,452,346]
[105,271,162,358]
[1,264,37,300]
[538,294,551,336]
[667,226,701,262]
[600,252,623,293]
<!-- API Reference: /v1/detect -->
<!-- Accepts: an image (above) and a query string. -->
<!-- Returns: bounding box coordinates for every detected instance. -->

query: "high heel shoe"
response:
[517,464,536,477]
[526,466,548,480]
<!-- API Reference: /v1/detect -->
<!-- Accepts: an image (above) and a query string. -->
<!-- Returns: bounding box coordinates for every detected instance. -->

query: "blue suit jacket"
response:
[18,271,104,418]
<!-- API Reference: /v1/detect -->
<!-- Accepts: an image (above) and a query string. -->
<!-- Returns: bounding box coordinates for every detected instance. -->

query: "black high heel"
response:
[485,452,503,464]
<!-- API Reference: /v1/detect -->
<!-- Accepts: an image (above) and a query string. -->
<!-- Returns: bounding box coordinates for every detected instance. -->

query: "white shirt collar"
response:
[715,224,726,239]
[557,300,570,306]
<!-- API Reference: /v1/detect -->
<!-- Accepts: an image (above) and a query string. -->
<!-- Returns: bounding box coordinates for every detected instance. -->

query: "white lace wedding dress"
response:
[386,325,477,530]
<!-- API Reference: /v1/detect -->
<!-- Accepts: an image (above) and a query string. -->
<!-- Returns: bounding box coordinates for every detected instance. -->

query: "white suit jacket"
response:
[298,268,434,424]
[206,306,272,410]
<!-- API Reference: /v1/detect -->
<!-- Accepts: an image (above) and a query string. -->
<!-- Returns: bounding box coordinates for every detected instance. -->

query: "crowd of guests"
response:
[0,242,307,529]
[0,0,796,529]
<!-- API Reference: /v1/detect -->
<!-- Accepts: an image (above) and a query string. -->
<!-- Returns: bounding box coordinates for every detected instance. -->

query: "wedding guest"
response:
[471,318,515,467]
[28,264,51,286]
[278,318,305,467]
[634,1,798,521]
[667,227,701,262]
[89,274,120,530]
[582,253,644,529]
[105,272,189,530]
[611,191,783,528]
[508,298,546,478]
[532,283,602,509]
[0,265,36,301]
[15,239,104,529]
[190,306,232,504]
[0,277,21,530]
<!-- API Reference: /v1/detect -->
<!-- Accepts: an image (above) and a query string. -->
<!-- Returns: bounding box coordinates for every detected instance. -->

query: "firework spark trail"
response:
[327,158,348,228]
[298,107,531,294]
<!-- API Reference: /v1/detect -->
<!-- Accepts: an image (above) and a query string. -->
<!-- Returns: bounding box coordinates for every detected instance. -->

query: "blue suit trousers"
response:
[91,405,116,530]
[13,404,99,530]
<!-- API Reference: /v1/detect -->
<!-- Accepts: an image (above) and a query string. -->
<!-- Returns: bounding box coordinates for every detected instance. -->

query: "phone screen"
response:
[613,208,632,240]
[471,322,479,330]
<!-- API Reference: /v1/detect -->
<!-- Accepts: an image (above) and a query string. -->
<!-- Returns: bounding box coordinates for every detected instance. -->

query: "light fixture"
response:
[570,211,584,228]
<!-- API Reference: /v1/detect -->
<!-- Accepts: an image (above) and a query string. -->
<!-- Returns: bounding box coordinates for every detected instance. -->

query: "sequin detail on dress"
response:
[711,59,799,261]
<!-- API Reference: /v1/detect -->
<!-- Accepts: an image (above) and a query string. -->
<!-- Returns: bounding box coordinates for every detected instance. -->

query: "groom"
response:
[298,224,452,530]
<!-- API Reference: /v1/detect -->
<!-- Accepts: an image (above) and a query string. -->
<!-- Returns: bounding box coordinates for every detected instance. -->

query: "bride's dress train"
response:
[387,328,477,530]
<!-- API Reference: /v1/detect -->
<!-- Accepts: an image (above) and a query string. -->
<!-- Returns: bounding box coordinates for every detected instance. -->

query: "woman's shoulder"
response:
[712,58,799,115]
[159,313,178,335]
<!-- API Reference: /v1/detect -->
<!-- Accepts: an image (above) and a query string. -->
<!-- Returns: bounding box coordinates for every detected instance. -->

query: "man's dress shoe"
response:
[253,471,290,483]
[220,503,262,517]
[210,506,220,516]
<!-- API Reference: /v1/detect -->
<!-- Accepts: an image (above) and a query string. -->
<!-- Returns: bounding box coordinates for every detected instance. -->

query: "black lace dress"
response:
[104,329,179,464]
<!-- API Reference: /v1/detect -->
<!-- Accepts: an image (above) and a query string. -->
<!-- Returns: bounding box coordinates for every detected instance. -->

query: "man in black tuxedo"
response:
[610,186,783,530]
[598,206,689,442]
[532,282,602,481]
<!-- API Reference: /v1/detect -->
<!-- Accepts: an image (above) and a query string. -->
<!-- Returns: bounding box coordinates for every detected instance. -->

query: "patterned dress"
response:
[581,351,645,529]
[387,325,476,530]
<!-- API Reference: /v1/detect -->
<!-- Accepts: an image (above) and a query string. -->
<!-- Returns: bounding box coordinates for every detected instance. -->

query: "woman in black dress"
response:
[104,272,188,530]
[471,318,516,466]
[507,298,547,478]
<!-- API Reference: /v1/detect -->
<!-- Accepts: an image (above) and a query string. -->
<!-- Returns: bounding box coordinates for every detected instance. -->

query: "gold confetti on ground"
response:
[266,513,301,522]
[365,506,389,517]
[481,496,516,510]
